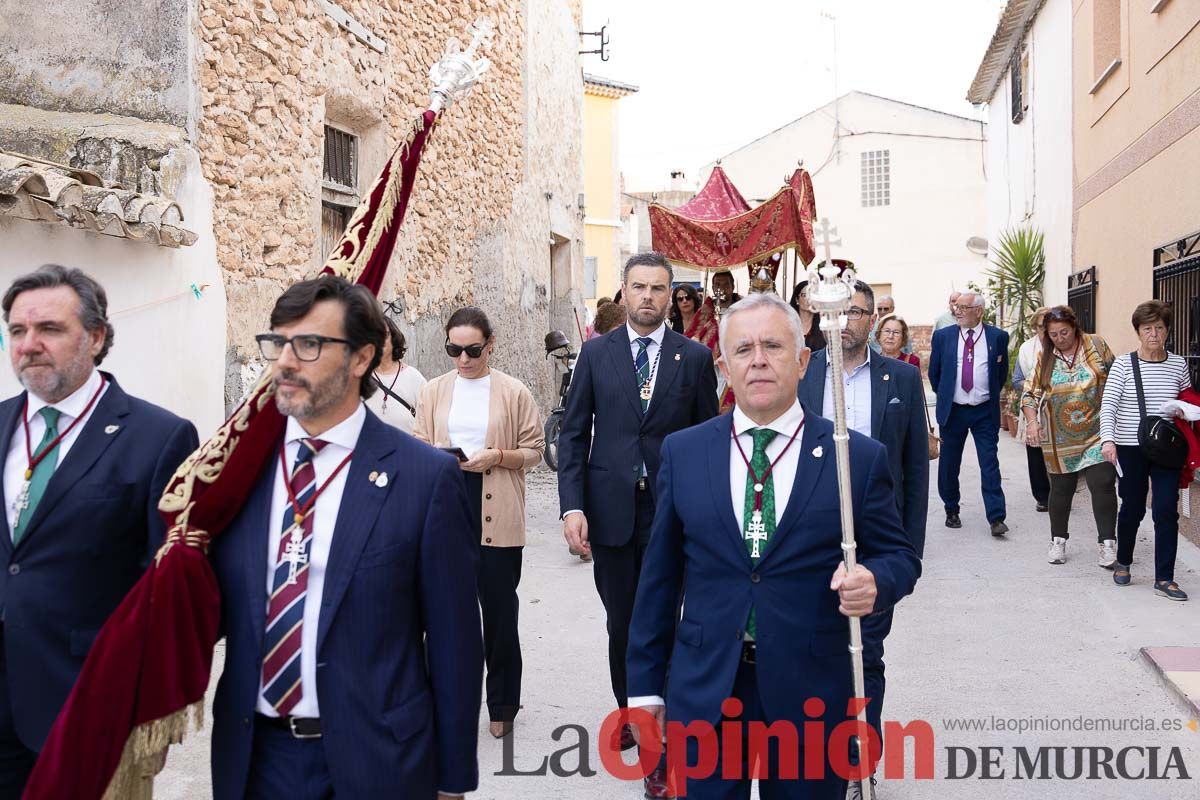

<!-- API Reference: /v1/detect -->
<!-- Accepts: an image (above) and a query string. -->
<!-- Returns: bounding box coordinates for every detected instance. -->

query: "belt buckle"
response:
[288,716,321,739]
[637,477,648,492]
[742,642,756,665]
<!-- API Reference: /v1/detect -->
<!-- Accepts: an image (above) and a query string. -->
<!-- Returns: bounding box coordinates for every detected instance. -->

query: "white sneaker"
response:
[1098,540,1117,569]
[1048,537,1067,564]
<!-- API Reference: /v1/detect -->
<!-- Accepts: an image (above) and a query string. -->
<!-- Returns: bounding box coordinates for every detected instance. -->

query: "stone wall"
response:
[0,0,191,127]
[198,0,584,413]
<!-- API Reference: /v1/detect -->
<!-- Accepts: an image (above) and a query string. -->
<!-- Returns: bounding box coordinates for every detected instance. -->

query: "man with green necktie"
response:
[626,292,920,799]
[0,265,197,797]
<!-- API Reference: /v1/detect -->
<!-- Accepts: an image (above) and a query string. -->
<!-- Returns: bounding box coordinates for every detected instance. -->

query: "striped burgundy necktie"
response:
[261,437,327,715]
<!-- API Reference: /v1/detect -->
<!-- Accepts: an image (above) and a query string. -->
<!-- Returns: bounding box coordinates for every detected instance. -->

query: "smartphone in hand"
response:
[440,446,468,462]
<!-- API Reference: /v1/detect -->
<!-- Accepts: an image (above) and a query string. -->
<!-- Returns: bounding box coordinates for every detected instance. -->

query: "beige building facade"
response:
[1072,0,1200,359]
[1,0,586,428]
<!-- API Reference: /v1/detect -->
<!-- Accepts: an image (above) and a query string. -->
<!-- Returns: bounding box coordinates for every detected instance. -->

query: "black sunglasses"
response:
[445,340,487,359]
[256,333,353,362]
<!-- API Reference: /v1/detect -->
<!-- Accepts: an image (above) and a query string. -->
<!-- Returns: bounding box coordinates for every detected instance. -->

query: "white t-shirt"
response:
[448,373,492,456]
[364,364,426,434]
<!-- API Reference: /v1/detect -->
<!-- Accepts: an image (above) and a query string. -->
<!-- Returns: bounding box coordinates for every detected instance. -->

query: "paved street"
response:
[159,430,1200,798]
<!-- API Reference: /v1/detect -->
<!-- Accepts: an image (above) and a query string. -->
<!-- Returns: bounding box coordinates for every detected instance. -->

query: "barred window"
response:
[323,125,358,192]
[860,150,890,208]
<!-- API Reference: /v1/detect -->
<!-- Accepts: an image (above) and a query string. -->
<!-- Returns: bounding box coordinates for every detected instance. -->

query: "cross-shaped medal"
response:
[746,510,769,559]
[282,532,308,585]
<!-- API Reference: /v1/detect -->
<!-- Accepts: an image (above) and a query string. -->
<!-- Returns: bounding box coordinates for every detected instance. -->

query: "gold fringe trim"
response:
[101,702,205,800]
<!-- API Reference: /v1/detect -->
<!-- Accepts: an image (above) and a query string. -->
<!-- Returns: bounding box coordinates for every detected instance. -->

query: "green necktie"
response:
[13,407,61,545]
[743,427,778,639]
[635,337,652,412]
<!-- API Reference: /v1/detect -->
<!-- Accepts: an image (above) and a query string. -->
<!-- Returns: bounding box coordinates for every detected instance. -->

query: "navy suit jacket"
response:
[209,410,483,799]
[0,374,198,750]
[798,351,930,556]
[928,324,1009,428]
[626,410,921,729]
[557,326,718,546]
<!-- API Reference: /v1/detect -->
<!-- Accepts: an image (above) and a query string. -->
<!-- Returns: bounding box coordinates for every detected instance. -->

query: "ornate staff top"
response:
[429,18,496,112]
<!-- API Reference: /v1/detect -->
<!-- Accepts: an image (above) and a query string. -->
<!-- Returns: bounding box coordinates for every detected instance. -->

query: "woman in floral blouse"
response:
[1021,306,1117,568]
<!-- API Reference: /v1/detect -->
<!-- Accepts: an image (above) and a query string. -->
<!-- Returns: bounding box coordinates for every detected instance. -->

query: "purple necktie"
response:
[961,329,975,392]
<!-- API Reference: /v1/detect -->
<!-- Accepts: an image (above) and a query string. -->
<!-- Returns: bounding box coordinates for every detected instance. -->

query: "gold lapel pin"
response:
[369,470,379,483]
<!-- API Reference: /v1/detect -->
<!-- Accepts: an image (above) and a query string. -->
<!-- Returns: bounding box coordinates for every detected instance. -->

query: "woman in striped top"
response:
[1098,300,1192,600]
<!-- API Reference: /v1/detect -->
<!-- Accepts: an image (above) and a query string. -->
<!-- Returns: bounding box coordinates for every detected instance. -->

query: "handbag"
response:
[923,396,940,460]
[1130,353,1188,470]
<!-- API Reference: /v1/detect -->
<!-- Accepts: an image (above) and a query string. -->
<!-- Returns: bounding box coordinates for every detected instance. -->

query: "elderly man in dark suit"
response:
[798,280,927,797]
[209,276,482,799]
[0,265,198,798]
[558,252,718,798]
[628,291,921,799]
[928,291,1010,535]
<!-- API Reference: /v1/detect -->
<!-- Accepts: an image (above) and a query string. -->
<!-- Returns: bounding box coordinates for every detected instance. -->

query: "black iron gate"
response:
[1067,266,1097,333]
[1152,230,1200,388]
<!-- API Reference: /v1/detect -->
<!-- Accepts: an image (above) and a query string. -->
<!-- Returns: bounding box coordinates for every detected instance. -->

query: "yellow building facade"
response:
[583,74,638,307]
[1072,0,1200,355]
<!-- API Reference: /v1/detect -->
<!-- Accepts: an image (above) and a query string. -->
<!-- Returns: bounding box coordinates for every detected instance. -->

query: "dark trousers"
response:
[938,402,1006,522]
[478,545,523,722]
[245,718,334,799]
[1026,445,1050,505]
[861,608,893,760]
[463,472,524,722]
[0,633,36,800]
[591,487,655,708]
[1047,462,1117,541]
[1115,446,1180,582]
[682,658,846,800]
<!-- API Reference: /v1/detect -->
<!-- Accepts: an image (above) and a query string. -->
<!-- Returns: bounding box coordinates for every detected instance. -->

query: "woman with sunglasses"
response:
[1021,306,1117,568]
[670,284,719,355]
[413,306,544,737]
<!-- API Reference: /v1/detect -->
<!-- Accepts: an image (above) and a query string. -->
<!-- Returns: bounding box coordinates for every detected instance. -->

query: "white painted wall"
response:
[701,91,990,324]
[0,148,226,438]
[983,0,1073,308]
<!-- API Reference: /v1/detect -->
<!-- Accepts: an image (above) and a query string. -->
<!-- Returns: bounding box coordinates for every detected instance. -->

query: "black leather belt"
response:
[741,641,757,665]
[256,713,321,739]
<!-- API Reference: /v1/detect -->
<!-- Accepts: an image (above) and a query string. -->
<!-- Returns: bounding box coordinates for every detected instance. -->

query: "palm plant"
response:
[986,227,1046,417]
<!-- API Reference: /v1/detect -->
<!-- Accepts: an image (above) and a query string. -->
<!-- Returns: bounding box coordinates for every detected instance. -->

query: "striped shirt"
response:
[1098,352,1192,445]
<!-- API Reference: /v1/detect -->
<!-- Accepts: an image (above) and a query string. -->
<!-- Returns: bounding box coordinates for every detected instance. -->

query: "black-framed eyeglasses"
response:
[256,333,353,362]
[445,340,487,359]
[845,306,871,320]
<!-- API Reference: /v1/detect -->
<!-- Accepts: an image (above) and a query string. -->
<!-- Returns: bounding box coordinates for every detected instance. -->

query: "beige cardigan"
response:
[413,368,544,547]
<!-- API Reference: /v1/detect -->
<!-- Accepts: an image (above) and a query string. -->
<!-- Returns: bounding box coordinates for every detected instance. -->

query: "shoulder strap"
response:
[373,374,415,415]
[1130,353,1148,418]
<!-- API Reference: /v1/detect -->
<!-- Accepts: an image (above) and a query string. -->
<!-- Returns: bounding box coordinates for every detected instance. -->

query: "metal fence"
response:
[1067,266,1098,334]
[1152,233,1200,387]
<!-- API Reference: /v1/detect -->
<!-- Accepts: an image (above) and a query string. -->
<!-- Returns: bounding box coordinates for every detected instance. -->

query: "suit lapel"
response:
[243,464,278,651]
[17,376,130,549]
[606,328,643,419]
[760,411,830,564]
[644,332,684,426]
[0,396,24,555]
[870,357,888,440]
[316,414,396,654]
[706,415,752,567]
[799,351,827,413]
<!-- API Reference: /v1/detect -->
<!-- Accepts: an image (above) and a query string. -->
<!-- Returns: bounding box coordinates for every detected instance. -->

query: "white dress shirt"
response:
[821,352,873,437]
[952,323,991,405]
[626,321,667,405]
[629,400,807,710]
[4,368,108,535]
[256,403,365,718]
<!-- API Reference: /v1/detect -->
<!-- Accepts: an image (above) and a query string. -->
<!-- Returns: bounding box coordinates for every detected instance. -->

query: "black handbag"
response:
[1130,353,1188,470]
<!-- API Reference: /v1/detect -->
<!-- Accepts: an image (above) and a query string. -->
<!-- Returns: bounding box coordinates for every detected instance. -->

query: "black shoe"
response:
[990,519,1009,537]
[1036,502,1048,512]
[1154,581,1188,601]
[1113,564,1131,586]
[945,512,962,529]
